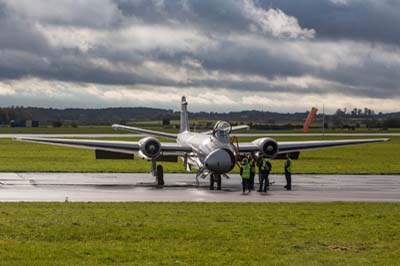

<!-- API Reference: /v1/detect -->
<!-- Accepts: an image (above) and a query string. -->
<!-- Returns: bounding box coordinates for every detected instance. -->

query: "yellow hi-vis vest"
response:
[261,159,270,171]
[250,159,256,172]
[241,163,251,179]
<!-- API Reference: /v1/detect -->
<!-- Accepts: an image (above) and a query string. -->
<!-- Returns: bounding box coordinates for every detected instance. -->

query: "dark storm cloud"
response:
[0,0,399,102]
[113,0,400,45]
[113,0,248,31]
[259,0,400,45]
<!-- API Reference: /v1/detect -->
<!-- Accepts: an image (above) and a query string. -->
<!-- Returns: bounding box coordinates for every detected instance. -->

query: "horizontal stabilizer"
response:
[112,124,177,139]
[202,125,250,135]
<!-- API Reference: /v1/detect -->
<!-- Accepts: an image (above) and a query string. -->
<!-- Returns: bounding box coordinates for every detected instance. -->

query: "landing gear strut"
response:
[156,165,164,186]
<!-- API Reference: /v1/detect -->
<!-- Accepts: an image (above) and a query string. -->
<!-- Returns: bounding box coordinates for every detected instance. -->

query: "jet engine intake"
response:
[252,138,279,158]
[138,137,161,160]
[204,148,236,173]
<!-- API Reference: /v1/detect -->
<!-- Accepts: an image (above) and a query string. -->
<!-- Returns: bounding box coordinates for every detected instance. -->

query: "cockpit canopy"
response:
[213,120,232,141]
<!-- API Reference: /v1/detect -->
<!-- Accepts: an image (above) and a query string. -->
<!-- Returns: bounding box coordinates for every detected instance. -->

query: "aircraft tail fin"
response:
[180,96,189,132]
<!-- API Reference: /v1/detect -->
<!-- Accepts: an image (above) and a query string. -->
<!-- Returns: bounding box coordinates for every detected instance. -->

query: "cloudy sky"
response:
[0,0,399,113]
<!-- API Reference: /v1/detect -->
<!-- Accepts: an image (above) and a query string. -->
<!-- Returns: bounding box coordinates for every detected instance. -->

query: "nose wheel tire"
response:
[156,165,164,187]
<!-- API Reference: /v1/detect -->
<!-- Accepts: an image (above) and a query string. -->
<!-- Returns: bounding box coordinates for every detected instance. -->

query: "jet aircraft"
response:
[16,96,388,190]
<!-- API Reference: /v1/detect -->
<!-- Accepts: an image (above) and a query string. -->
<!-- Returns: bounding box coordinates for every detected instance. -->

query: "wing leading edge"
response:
[15,137,192,155]
[238,138,389,154]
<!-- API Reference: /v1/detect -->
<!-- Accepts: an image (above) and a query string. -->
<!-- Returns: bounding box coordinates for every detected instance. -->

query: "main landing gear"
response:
[156,165,164,186]
[152,160,164,187]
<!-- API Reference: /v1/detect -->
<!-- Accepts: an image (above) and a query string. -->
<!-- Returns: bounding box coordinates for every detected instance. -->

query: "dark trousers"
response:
[285,172,291,190]
[242,178,250,192]
[259,172,270,192]
[249,172,255,190]
[210,174,222,190]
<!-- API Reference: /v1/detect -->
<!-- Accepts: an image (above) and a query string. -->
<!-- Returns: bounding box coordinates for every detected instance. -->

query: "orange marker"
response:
[303,107,318,133]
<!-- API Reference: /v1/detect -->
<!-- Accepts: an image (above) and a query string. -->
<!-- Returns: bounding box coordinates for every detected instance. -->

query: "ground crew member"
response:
[249,155,256,191]
[258,155,272,192]
[284,155,292,190]
[209,173,222,191]
[240,157,251,194]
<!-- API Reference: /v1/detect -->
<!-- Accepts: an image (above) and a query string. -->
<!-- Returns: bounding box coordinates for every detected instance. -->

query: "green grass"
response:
[0,202,399,266]
[1,136,399,174]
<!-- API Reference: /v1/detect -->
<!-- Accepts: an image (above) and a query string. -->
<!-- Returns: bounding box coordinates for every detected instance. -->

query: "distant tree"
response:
[335,109,346,117]
[52,121,63,128]
[162,118,170,126]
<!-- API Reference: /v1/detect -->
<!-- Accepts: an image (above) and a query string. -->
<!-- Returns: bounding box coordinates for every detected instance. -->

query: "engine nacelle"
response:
[252,138,279,158]
[138,137,161,160]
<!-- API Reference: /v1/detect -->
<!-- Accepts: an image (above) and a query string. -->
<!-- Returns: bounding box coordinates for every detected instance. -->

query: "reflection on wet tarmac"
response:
[0,173,399,202]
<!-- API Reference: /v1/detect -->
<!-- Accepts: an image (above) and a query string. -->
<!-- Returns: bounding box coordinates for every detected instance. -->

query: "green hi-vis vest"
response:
[241,163,251,179]
[261,159,270,171]
[250,160,256,172]
[285,159,292,173]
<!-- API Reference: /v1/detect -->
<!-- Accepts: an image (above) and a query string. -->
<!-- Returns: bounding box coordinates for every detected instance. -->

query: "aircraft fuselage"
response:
[177,131,236,174]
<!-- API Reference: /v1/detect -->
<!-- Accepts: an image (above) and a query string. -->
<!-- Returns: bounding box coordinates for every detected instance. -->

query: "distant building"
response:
[10,120,39,128]
[10,120,26,128]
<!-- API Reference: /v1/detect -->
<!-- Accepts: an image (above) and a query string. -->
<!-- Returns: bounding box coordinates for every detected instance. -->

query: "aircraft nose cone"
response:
[204,149,235,173]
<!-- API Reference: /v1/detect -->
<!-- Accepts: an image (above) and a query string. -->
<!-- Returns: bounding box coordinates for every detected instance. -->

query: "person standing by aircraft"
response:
[249,154,256,191]
[240,157,251,194]
[284,155,292,190]
[209,173,222,191]
[258,155,272,193]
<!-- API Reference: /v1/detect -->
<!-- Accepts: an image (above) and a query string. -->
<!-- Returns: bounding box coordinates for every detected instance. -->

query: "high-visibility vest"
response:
[241,163,251,179]
[250,159,256,172]
[261,159,270,171]
[285,159,292,173]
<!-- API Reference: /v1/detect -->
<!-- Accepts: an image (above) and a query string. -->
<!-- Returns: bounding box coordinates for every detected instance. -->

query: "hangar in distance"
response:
[16,96,388,189]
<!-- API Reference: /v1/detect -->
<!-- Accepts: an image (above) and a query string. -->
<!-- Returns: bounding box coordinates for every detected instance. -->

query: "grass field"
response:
[0,202,398,266]
[1,136,399,174]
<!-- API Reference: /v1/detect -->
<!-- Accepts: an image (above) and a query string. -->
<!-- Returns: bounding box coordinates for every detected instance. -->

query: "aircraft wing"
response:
[238,138,389,154]
[15,137,192,155]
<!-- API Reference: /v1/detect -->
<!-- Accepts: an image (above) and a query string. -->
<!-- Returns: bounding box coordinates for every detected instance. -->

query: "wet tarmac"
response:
[0,173,399,202]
